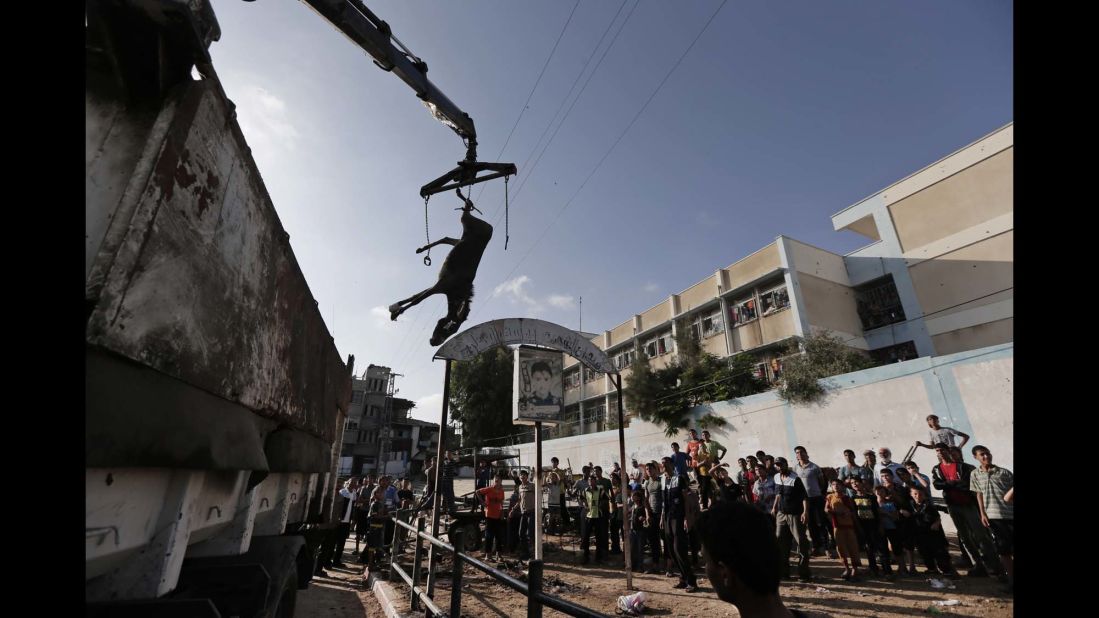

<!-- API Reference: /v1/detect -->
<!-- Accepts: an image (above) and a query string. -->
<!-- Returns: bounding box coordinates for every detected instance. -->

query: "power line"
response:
[485,0,641,223]
[472,0,729,323]
[475,0,582,202]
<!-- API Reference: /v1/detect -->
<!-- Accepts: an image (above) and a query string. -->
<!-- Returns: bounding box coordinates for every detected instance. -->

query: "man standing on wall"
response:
[686,429,704,481]
[698,430,727,510]
[915,414,970,451]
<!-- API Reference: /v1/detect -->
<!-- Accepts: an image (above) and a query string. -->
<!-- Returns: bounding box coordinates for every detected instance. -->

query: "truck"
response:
[86,1,352,616]
[86,1,514,615]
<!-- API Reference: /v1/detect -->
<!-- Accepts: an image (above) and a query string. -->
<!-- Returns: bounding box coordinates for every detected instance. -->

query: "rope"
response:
[504,175,510,250]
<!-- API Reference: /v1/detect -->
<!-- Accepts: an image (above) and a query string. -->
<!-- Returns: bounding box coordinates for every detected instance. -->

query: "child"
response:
[852,479,890,577]
[528,361,562,406]
[875,485,908,579]
[910,485,956,576]
[364,488,388,567]
[825,479,860,580]
[881,470,918,575]
[629,490,649,571]
[477,475,506,561]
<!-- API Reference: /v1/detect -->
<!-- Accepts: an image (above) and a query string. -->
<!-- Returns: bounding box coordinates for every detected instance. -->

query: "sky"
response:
[207,0,1013,422]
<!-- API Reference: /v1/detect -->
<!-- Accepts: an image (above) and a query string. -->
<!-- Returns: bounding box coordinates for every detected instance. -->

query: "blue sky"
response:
[208,0,1012,422]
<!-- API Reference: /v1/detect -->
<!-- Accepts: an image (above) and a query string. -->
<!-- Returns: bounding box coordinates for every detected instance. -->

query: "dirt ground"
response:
[297,561,387,618]
[317,525,1012,617]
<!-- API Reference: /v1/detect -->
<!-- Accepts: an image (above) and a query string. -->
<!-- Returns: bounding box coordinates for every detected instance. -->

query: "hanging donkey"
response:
[388,188,493,346]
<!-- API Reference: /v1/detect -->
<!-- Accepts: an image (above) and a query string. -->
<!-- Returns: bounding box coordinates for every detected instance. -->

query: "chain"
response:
[423,195,431,266]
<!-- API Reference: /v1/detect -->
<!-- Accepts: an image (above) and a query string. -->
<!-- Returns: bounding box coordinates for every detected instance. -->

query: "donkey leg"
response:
[389,285,440,321]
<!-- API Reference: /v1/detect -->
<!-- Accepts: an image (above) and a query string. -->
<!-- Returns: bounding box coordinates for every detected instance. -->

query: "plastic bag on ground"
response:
[616,590,648,615]
[934,600,962,607]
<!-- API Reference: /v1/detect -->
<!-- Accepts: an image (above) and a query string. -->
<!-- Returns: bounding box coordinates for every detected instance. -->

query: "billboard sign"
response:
[513,345,564,426]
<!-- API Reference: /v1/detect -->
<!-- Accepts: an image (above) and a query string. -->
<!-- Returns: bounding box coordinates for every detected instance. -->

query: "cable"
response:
[474,0,581,202]
[472,0,729,323]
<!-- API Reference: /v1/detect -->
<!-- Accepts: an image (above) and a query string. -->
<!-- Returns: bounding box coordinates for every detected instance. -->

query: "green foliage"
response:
[448,347,514,446]
[625,323,768,437]
[777,331,876,405]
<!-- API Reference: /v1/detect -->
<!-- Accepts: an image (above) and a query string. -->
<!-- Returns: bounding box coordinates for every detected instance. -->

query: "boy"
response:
[970,445,1014,593]
[528,361,562,406]
[875,485,908,579]
[852,479,889,578]
[915,414,970,451]
[909,485,955,576]
[825,479,860,580]
[477,475,506,561]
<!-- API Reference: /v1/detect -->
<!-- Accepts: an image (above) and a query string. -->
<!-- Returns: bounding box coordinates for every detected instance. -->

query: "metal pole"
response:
[534,422,543,560]
[449,528,464,618]
[527,559,544,618]
[410,517,425,610]
[426,360,452,600]
[614,374,633,591]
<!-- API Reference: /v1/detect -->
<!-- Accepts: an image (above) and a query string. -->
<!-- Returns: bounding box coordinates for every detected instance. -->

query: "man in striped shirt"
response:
[970,445,1013,594]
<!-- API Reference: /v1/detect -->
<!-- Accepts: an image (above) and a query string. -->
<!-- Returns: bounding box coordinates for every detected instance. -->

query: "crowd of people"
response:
[319,414,1014,606]
[473,415,1014,597]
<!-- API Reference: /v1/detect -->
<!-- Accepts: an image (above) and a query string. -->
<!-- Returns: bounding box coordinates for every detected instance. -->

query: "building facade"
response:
[560,123,1013,436]
[340,364,428,476]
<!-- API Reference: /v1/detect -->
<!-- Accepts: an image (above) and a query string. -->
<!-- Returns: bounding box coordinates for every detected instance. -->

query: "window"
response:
[564,370,581,389]
[645,333,672,357]
[698,310,724,338]
[584,369,602,384]
[614,349,636,369]
[869,341,918,364]
[345,418,359,430]
[769,357,784,381]
[730,297,757,326]
[855,276,906,330]
[760,286,790,316]
[351,390,364,404]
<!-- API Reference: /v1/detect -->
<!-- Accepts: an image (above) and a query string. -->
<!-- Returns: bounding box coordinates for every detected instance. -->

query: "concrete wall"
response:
[889,148,1013,253]
[726,242,782,290]
[515,343,1013,531]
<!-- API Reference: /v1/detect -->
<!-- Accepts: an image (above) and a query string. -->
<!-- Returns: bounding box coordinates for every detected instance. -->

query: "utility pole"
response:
[377,371,402,477]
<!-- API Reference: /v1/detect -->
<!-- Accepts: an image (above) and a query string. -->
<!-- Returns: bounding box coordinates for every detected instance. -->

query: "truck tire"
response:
[269,567,298,618]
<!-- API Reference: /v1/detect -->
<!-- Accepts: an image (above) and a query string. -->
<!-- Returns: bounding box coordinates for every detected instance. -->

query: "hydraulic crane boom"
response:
[296,0,516,196]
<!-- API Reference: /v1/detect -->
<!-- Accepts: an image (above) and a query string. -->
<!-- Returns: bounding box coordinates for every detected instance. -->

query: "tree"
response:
[447,347,515,446]
[776,331,876,405]
[625,322,768,437]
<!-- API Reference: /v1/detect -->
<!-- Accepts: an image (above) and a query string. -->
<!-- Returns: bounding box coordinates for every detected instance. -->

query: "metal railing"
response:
[388,514,610,618]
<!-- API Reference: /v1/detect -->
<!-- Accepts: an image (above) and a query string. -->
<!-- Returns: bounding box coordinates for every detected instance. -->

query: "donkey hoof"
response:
[388,304,401,321]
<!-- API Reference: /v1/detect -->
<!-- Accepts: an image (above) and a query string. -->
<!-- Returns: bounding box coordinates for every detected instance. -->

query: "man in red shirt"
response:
[930,443,999,577]
[477,475,506,562]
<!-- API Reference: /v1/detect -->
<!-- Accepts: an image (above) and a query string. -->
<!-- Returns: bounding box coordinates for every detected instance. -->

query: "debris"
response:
[856,591,870,597]
[814,586,831,593]
[933,600,962,607]
[927,578,956,589]
[616,591,648,616]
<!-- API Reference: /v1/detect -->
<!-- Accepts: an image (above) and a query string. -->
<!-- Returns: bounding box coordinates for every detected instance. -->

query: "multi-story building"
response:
[339,364,410,475]
[561,123,1013,435]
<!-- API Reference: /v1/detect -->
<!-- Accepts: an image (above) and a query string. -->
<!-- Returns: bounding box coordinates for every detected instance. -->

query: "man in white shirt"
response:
[793,446,835,559]
[874,447,904,485]
[332,477,360,568]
